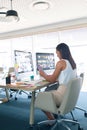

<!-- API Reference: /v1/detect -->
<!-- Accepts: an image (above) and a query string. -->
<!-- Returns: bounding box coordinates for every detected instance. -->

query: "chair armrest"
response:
[35,92,57,114]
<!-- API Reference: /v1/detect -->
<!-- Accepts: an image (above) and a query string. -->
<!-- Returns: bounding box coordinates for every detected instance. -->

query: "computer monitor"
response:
[36,52,55,71]
[14,50,34,74]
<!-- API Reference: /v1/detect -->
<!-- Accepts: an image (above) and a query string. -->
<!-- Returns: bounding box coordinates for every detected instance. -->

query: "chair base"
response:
[37,118,83,130]
[10,89,31,100]
[75,106,87,117]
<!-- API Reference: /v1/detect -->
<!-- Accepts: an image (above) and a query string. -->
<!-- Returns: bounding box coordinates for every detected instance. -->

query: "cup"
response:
[30,75,34,81]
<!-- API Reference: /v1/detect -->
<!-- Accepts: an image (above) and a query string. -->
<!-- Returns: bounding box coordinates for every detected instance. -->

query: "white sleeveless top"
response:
[51,60,77,107]
[58,60,77,86]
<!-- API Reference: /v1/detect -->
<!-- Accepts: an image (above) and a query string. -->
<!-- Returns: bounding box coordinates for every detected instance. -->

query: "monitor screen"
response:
[14,50,33,73]
[36,53,55,70]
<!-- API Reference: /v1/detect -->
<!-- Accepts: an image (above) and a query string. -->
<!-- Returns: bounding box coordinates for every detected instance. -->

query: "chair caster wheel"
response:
[78,128,83,130]
[78,126,83,130]
[10,94,12,97]
[28,95,32,98]
[84,112,87,117]
[15,97,17,100]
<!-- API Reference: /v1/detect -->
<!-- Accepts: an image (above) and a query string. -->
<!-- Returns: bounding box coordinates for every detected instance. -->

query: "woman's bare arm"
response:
[39,60,66,83]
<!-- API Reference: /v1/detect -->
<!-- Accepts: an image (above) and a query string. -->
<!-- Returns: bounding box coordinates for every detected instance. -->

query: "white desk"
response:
[0,79,50,126]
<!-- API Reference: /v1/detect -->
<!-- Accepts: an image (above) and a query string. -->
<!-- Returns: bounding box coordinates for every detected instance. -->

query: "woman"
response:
[38,43,77,120]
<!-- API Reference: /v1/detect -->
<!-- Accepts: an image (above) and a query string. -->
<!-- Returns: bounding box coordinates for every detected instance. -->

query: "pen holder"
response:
[30,75,34,81]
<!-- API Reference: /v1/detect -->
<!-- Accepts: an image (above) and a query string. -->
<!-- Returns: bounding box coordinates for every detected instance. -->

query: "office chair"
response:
[35,77,83,130]
[8,67,31,100]
[0,67,4,92]
[74,73,87,117]
[0,67,4,78]
[8,67,19,99]
[0,67,3,72]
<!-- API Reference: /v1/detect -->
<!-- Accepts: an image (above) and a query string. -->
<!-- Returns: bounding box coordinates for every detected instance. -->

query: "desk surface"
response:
[0,79,50,91]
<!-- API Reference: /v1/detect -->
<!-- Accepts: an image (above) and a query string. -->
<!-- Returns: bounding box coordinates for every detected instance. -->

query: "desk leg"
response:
[5,88,10,100]
[29,91,35,126]
[0,88,9,103]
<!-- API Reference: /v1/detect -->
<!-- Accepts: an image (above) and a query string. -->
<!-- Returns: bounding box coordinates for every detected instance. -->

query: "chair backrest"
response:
[35,77,82,116]
[8,67,15,73]
[57,77,82,115]
[0,67,3,72]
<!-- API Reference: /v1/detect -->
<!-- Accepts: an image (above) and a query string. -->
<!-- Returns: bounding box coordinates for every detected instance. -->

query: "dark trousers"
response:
[45,82,59,91]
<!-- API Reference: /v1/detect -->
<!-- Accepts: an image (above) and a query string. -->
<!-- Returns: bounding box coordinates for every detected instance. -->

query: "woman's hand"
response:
[39,69,46,77]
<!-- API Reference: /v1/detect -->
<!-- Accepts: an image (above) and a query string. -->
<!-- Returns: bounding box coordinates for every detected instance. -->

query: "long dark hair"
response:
[56,43,76,69]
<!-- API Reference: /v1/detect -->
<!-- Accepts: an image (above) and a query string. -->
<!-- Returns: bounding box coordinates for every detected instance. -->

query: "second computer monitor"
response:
[36,52,55,70]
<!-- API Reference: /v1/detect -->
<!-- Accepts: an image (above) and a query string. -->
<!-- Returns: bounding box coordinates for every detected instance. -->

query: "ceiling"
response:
[0,0,87,39]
